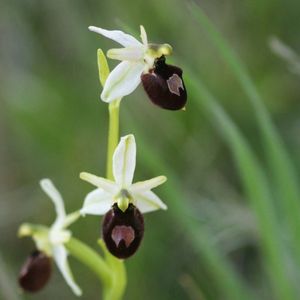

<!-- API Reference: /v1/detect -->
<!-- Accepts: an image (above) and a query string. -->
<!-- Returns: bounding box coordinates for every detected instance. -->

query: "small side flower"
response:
[18,179,82,296]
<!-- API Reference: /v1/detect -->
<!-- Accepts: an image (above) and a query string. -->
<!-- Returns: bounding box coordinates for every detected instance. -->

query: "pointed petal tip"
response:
[161,203,168,210]
[140,25,145,34]
[123,133,135,141]
[79,172,89,180]
[39,178,51,189]
[88,25,97,32]
[53,246,82,297]
[159,175,167,184]
[100,90,113,103]
[140,25,148,45]
[74,288,82,297]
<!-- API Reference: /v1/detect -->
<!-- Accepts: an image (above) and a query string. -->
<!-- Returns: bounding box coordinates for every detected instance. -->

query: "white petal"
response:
[80,189,113,216]
[80,172,117,194]
[107,47,144,61]
[88,26,142,47]
[130,176,167,193]
[63,211,81,229]
[40,179,66,228]
[101,61,144,103]
[53,245,82,296]
[49,228,71,245]
[140,25,148,46]
[113,134,136,187]
[133,191,167,213]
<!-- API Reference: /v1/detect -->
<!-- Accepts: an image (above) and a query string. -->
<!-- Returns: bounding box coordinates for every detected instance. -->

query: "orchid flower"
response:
[89,25,173,103]
[18,179,82,296]
[80,134,167,216]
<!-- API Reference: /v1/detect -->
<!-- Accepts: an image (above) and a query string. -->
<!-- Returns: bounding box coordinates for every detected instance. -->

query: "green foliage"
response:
[1,0,300,299]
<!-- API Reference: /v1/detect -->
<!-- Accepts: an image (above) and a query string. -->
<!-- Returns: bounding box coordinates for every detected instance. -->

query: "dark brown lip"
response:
[102,203,144,259]
[18,250,52,293]
[141,56,187,110]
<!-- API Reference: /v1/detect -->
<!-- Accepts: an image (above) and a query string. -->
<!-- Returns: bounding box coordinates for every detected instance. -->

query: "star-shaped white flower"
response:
[18,179,82,296]
[80,134,167,215]
[88,25,173,103]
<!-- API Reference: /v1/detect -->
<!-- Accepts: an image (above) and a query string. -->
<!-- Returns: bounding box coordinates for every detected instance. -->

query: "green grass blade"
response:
[189,2,300,259]
[187,75,296,300]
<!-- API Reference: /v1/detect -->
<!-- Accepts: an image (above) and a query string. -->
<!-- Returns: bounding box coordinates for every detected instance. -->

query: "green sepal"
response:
[97,48,110,87]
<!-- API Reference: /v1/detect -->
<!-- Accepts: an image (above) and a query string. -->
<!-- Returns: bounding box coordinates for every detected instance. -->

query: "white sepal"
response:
[88,26,142,47]
[53,245,82,296]
[80,189,113,216]
[80,172,117,193]
[133,190,167,213]
[40,179,66,229]
[130,176,167,193]
[113,134,136,187]
[100,61,144,103]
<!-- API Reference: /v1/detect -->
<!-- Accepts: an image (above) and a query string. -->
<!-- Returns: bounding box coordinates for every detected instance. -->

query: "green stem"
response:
[66,237,111,289]
[98,240,127,300]
[104,98,127,300]
[106,99,121,180]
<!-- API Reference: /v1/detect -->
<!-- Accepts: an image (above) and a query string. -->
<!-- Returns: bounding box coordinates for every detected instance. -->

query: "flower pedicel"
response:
[89,25,187,110]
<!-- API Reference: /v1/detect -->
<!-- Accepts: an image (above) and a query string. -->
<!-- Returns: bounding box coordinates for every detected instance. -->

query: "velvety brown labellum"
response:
[18,250,52,293]
[141,56,187,110]
[102,203,144,259]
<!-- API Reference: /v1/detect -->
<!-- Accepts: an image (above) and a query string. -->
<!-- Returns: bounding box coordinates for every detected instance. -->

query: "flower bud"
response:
[141,56,187,110]
[102,203,144,259]
[18,250,52,292]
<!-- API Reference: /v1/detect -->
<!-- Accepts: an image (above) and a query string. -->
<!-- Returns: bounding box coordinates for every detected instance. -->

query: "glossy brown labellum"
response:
[18,250,52,292]
[141,56,187,110]
[102,203,144,259]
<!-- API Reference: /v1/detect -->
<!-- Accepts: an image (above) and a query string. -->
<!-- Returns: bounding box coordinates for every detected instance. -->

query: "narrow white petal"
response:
[133,191,167,213]
[80,189,113,216]
[130,176,167,193]
[40,179,66,228]
[80,172,117,193]
[101,61,144,103]
[107,47,144,61]
[53,245,82,296]
[88,26,142,47]
[63,211,81,228]
[113,134,136,187]
[140,25,148,46]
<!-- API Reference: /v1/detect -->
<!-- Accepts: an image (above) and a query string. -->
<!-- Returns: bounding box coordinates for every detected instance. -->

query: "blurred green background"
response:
[1,0,300,299]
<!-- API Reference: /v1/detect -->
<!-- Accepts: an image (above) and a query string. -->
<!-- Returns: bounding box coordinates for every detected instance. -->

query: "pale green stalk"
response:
[66,238,111,289]
[106,99,121,180]
[67,49,126,300]
[100,48,127,300]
